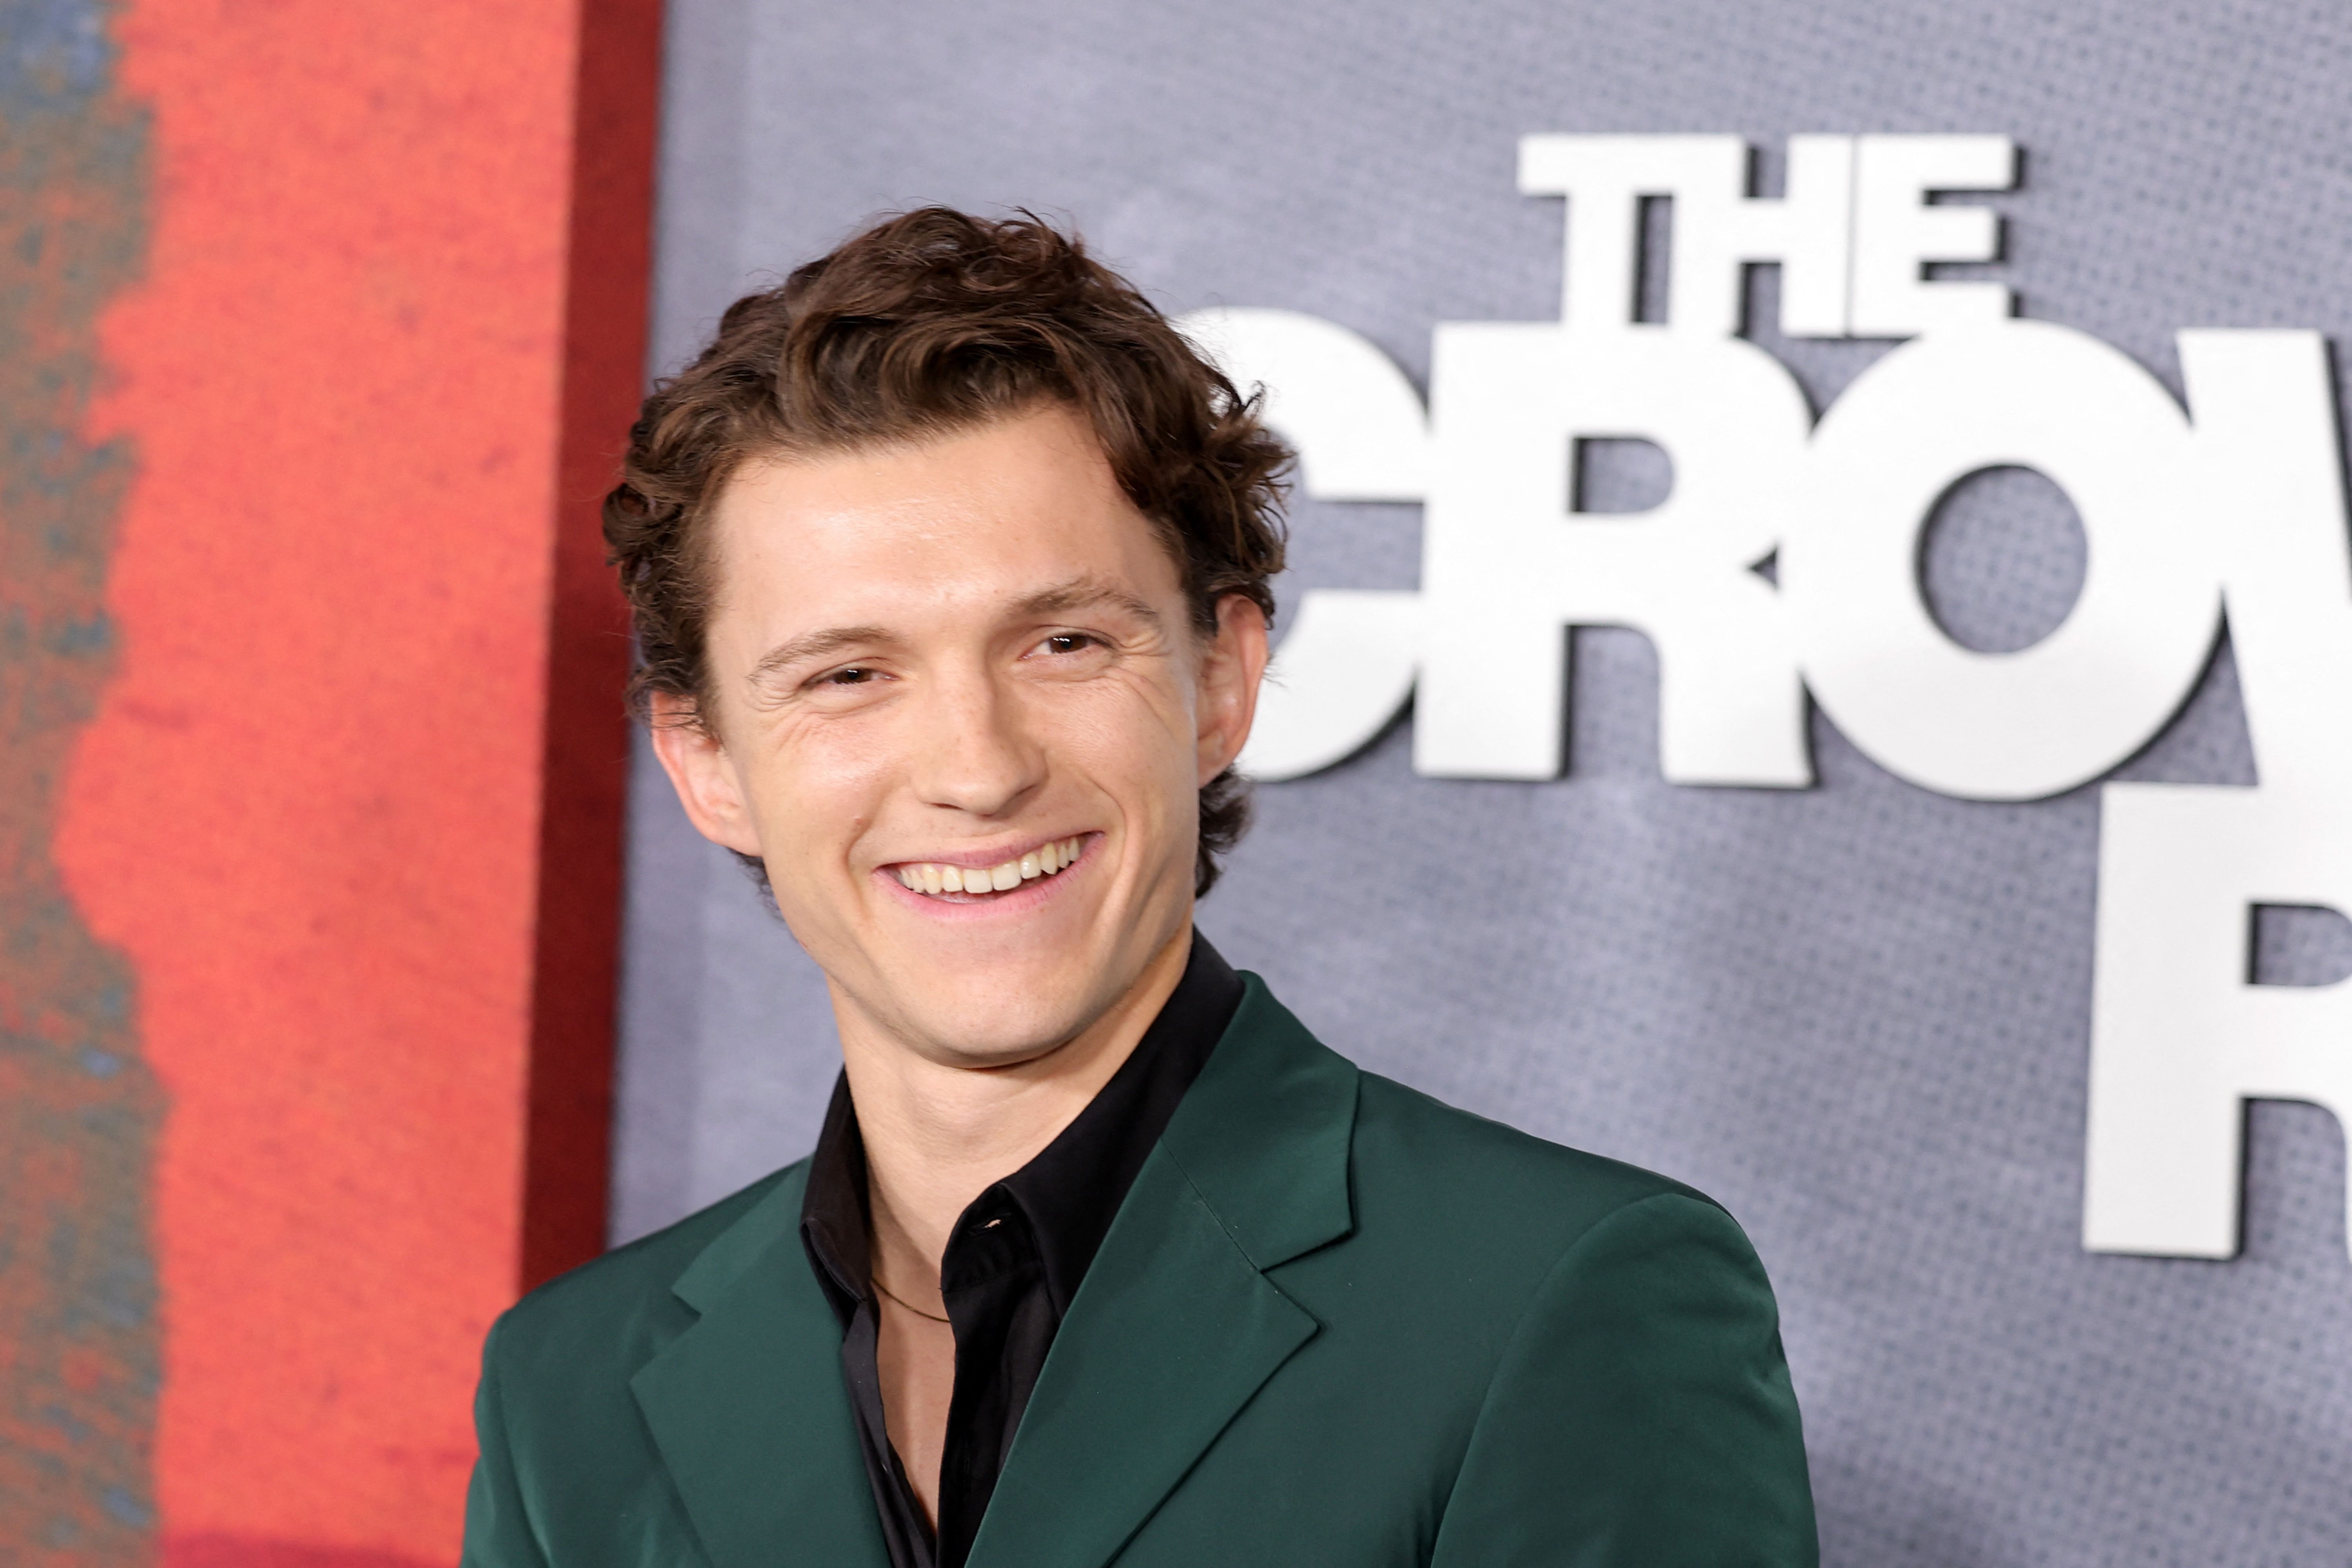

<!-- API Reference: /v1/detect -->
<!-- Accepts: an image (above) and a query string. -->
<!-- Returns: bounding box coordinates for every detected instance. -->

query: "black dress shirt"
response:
[798,935,1245,1568]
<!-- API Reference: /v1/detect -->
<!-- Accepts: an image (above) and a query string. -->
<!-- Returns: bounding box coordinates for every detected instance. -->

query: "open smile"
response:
[886,835,1091,902]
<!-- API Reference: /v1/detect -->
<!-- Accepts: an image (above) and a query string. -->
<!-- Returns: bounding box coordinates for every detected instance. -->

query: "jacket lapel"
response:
[630,1164,892,1568]
[968,978,1360,1568]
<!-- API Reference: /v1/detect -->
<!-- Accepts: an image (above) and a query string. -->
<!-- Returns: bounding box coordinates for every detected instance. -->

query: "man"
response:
[463,208,1817,1568]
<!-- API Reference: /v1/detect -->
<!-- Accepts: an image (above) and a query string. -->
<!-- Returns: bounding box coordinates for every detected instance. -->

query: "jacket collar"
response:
[968,975,1359,1568]
[629,971,1359,1568]
[630,1165,895,1568]
[1154,973,1358,1271]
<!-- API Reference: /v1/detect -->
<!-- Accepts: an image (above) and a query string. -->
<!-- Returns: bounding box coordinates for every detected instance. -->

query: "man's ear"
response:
[1196,593,1271,785]
[647,692,767,858]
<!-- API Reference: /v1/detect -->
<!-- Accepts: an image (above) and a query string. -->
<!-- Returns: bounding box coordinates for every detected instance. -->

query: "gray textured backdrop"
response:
[612,3,2352,1561]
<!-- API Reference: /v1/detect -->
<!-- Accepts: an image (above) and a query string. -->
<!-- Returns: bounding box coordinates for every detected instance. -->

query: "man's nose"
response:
[905,664,1046,819]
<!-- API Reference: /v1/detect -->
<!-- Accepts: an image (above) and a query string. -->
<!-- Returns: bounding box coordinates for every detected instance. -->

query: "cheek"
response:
[739,716,898,866]
[1035,677,1199,807]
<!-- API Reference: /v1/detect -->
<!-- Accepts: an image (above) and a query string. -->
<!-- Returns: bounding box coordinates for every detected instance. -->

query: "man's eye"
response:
[1041,633,1096,655]
[820,666,875,686]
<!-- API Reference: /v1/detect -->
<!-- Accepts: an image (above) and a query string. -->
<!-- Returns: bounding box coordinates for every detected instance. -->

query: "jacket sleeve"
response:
[1428,1191,1818,1567]
[461,1315,554,1568]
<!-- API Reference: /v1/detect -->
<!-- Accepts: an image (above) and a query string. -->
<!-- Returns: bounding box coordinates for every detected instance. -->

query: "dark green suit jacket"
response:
[463,976,1817,1566]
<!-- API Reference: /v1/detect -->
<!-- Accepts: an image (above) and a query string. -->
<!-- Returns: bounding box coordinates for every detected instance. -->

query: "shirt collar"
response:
[996,934,1243,1315]
[799,1070,874,1326]
[799,932,1245,1323]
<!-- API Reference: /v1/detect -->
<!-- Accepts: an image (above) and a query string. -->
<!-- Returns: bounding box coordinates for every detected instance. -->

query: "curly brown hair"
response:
[603,208,1290,896]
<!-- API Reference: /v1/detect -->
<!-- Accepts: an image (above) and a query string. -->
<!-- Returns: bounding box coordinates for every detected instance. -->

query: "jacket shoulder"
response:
[1347,1068,1719,1263]
[487,1160,808,1386]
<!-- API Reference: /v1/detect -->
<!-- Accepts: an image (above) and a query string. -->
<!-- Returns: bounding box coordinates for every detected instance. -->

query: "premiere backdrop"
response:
[615,4,2352,1564]
[0,2,657,1561]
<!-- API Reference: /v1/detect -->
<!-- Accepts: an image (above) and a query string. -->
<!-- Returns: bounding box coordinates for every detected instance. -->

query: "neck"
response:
[834,922,1194,1296]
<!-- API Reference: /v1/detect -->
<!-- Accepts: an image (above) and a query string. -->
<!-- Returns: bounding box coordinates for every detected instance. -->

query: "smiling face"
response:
[650,402,1268,1073]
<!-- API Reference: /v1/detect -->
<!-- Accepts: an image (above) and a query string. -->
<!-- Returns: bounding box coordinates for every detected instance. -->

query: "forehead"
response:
[706,404,1182,624]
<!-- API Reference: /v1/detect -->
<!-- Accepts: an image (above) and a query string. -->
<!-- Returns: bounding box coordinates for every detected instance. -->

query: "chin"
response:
[903,989,1103,1067]
[802,865,1187,1063]
[896,931,1140,1053]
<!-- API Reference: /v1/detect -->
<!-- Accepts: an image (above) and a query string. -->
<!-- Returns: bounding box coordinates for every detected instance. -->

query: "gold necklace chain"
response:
[871,1275,951,1324]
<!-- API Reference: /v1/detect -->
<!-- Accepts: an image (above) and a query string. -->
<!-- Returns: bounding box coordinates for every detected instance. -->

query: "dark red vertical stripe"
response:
[526,0,665,1290]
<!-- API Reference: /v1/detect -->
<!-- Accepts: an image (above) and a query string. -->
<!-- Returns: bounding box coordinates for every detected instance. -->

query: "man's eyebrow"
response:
[746,625,899,684]
[1018,577,1164,626]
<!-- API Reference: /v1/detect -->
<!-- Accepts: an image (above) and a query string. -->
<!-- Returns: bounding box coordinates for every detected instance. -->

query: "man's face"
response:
[652,403,1267,1069]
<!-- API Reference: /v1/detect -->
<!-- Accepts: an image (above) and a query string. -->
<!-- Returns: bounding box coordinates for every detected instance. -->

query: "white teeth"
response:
[893,837,1088,898]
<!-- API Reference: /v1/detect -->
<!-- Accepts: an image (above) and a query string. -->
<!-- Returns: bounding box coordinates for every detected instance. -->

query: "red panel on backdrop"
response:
[54,0,659,1559]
